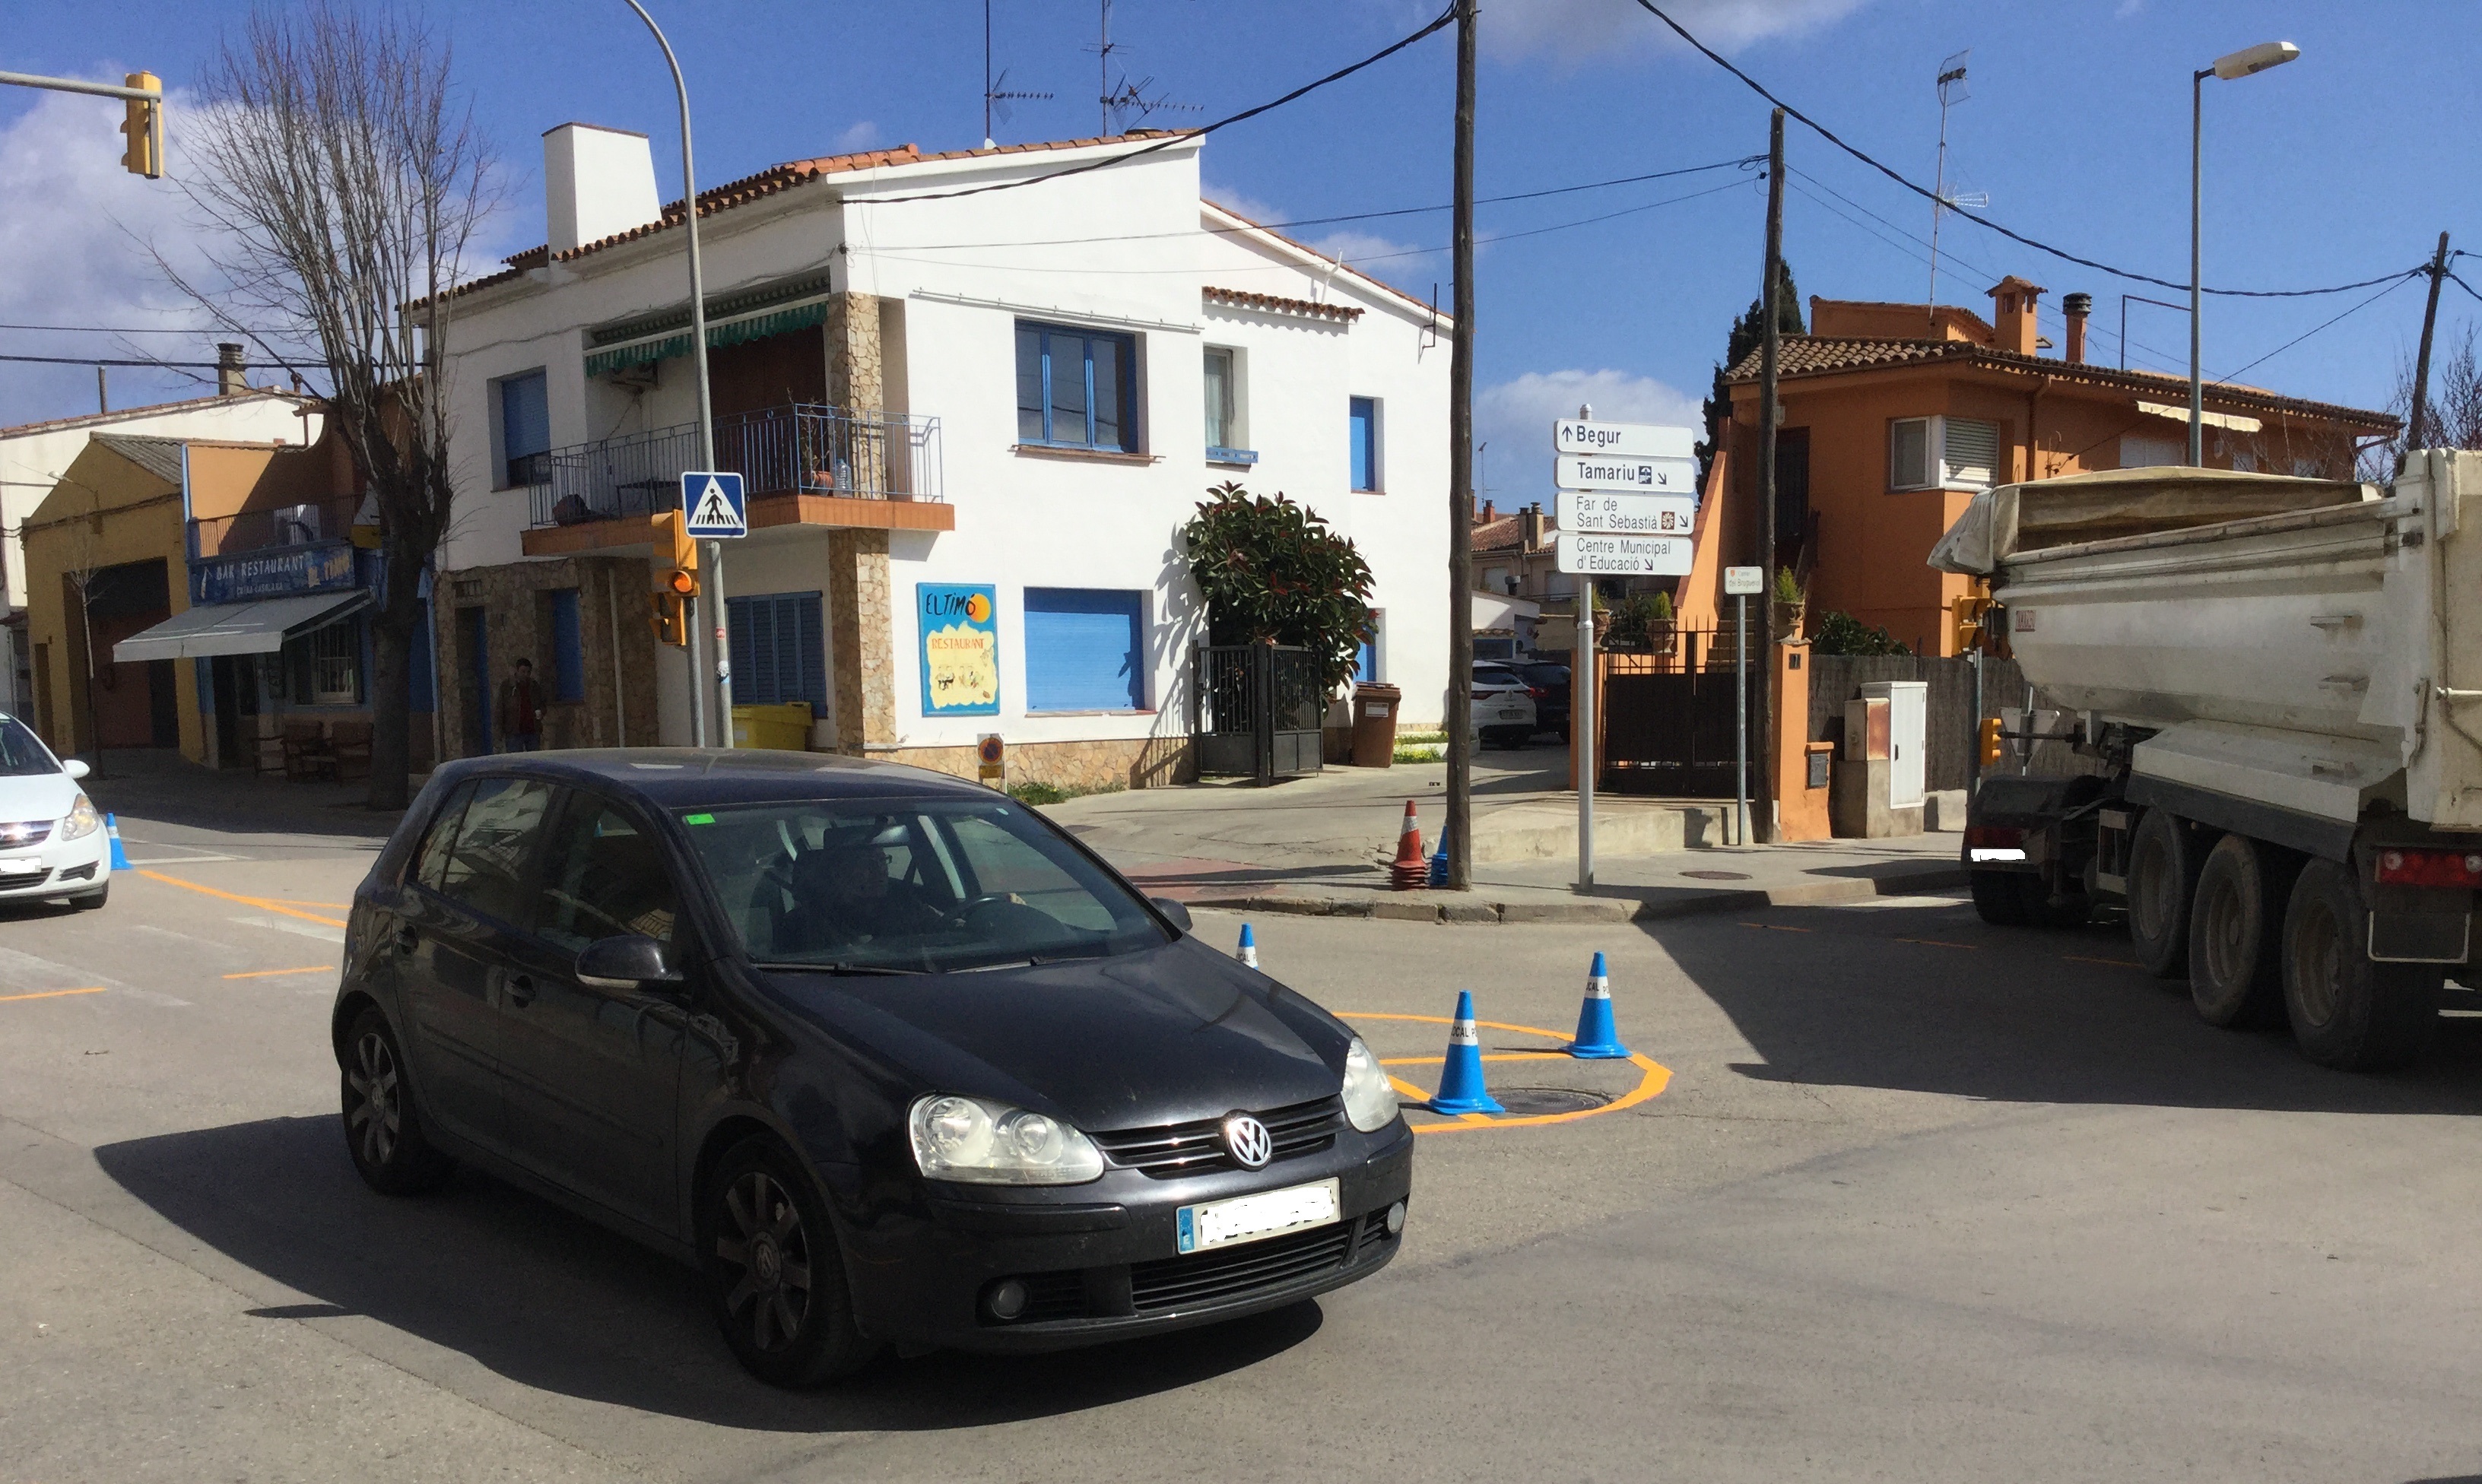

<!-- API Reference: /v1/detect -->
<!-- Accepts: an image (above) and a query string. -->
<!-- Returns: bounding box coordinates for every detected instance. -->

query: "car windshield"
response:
[678,795,1171,974]
[0,718,61,778]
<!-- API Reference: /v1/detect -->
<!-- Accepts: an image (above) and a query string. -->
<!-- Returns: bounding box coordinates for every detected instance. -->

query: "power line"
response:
[0,322,228,336]
[2213,274,2420,388]
[1631,0,2428,300]
[2447,269,2482,309]
[0,353,289,368]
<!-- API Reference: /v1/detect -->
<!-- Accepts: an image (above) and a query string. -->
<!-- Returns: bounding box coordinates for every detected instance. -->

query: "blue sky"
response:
[5,0,2476,495]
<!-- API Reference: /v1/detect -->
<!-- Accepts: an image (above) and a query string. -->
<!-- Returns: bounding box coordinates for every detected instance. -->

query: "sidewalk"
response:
[79,747,401,844]
[1043,746,1966,925]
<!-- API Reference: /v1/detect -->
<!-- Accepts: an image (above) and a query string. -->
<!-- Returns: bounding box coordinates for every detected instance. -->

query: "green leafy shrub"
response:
[1182,482,1376,690]
[1811,610,1912,655]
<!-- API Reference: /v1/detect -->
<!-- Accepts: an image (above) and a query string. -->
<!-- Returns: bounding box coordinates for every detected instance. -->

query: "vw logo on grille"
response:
[1221,1114,1273,1170]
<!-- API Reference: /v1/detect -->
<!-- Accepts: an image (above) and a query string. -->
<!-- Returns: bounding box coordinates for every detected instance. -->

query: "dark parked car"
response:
[1518,661,1571,741]
[334,750,1411,1387]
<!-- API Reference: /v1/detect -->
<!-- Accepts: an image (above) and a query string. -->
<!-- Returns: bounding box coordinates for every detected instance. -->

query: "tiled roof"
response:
[1201,286,1363,322]
[0,387,308,440]
[448,132,1198,300]
[89,433,187,485]
[1199,199,1443,322]
[1471,513,1556,553]
[1725,336,2397,430]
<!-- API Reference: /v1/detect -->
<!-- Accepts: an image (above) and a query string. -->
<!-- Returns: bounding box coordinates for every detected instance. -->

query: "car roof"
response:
[427,748,1001,810]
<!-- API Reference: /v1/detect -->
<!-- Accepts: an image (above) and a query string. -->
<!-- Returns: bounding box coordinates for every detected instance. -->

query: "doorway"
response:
[211,655,262,769]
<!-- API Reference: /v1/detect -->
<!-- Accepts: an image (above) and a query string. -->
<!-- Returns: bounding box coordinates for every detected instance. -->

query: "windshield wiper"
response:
[751,960,924,976]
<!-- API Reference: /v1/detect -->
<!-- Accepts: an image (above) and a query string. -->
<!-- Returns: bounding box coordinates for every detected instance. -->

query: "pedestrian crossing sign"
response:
[681,471,746,537]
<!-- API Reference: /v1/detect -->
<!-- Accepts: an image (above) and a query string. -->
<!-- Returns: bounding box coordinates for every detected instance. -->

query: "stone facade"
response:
[826,291,881,412]
[882,732,1196,792]
[433,555,661,758]
[827,528,896,750]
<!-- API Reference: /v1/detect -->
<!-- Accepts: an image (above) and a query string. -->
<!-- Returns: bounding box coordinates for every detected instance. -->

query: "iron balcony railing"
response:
[528,403,943,528]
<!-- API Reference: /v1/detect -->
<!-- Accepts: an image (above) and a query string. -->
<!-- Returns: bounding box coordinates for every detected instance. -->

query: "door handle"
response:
[504,973,537,1008]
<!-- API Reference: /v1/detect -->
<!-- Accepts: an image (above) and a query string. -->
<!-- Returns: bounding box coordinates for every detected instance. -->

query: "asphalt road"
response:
[6,806,2482,1482]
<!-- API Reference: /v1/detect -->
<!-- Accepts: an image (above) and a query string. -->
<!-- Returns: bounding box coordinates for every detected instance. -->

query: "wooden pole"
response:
[1445,0,1477,889]
[2407,230,2452,461]
[1754,108,1785,842]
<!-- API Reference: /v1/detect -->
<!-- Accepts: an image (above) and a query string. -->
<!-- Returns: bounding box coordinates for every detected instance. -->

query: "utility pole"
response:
[1754,108,1785,844]
[1445,0,1477,890]
[2407,230,2453,461]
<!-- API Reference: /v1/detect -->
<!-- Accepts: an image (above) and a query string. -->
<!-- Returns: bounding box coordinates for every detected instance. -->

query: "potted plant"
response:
[1771,566,1806,640]
[1648,589,1677,656]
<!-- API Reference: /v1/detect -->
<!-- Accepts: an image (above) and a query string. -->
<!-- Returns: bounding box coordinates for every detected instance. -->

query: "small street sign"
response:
[1724,565,1764,596]
[977,732,1005,786]
[682,471,747,537]
[1551,419,1696,461]
[1554,452,1698,493]
[1557,490,1695,537]
[1557,531,1694,576]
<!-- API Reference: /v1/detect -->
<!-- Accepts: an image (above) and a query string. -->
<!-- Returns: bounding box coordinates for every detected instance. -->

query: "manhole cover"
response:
[1679,869,1751,880]
[1487,1087,1610,1115]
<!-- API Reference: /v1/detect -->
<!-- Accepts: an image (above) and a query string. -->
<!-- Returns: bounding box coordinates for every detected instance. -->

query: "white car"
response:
[0,715,110,909]
[1471,664,1539,750]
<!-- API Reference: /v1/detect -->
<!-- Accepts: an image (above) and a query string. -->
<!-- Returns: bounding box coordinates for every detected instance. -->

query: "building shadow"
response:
[91,1115,1321,1431]
[1644,902,2482,1115]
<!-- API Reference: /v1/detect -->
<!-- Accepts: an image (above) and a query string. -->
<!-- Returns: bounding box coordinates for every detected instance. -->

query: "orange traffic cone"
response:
[1390,801,1428,890]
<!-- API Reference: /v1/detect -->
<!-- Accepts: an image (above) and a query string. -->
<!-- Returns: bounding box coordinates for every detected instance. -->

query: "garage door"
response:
[1024,589,1144,712]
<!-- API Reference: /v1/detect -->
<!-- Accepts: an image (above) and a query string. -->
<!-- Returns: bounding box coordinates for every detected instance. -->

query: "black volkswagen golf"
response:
[332,750,1411,1386]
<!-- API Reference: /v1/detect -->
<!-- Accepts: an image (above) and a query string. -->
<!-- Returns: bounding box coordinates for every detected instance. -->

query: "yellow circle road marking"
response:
[1341,1010,1671,1135]
[138,870,348,929]
[221,966,336,980]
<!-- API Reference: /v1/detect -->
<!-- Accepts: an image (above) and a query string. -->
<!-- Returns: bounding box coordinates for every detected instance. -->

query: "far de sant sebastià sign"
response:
[1555,490,1695,537]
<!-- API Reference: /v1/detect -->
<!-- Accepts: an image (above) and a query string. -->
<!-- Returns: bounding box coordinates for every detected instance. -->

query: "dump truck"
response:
[1930,452,2482,1070]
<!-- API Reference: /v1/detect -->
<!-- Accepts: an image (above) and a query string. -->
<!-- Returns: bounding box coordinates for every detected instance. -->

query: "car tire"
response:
[1970,870,2032,926]
[2187,834,2287,1029]
[2125,809,2198,979]
[72,882,108,911]
[703,1136,879,1388]
[341,1005,455,1196]
[2282,858,2440,1072]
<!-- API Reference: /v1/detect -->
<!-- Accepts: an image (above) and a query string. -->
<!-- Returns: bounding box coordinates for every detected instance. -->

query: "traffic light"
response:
[119,71,161,179]
[651,581,691,647]
[1979,716,2004,767]
[1952,590,1992,655]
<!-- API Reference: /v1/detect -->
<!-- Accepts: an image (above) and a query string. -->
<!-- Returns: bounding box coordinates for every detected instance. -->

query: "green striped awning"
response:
[584,299,829,378]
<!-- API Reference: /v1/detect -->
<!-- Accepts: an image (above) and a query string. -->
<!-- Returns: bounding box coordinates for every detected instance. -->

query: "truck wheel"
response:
[1970,870,2032,925]
[2125,809,2200,978]
[2282,859,2440,1071]
[2187,834,2286,1028]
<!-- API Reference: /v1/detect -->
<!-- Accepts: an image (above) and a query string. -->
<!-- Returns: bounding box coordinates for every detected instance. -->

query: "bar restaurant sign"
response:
[919,583,1000,716]
[193,542,357,604]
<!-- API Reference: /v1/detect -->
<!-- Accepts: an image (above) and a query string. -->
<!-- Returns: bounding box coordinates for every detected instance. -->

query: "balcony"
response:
[522,404,949,554]
[189,495,365,562]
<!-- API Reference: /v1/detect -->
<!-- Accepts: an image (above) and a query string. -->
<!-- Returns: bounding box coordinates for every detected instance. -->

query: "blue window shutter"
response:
[796,594,827,717]
[1348,398,1375,490]
[727,595,757,701]
[1024,589,1144,711]
[1357,633,1377,683]
[501,372,550,459]
[550,590,585,702]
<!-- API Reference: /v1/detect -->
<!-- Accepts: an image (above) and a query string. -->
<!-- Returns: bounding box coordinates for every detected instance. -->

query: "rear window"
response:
[1474,667,1523,688]
[1520,664,1569,685]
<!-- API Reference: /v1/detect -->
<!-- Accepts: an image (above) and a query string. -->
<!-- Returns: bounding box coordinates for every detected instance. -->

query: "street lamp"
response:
[2190,40,2300,466]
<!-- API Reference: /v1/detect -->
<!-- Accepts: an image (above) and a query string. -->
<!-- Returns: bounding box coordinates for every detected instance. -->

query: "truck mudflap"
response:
[2367,909,2471,963]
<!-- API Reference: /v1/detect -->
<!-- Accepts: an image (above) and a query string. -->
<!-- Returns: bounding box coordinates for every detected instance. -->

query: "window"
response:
[1890,416,1999,491]
[1357,611,1381,683]
[531,794,679,952]
[548,589,585,703]
[1350,396,1380,490]
[1204,347,1251,461]
[287,620,361,706]
[0,715,60,777]
[498,370,550,488]
[727,591,828,716]
[2119,432,2183,471]
[1015,321,1137,452]
[1024,588,1145,712]
[433,776,554,925]
[412,782,474,893]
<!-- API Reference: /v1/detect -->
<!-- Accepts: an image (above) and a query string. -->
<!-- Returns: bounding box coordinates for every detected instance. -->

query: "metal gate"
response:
[1192,643,1327,782]
[1598,633,1759,797]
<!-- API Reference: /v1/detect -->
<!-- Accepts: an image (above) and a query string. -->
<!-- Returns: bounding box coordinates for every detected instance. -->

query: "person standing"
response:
[497,658,543,753]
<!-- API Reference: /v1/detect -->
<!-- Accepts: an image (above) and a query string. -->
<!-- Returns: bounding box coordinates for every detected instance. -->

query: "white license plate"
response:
[1176,1178,1340,1255]
[0,858,44,875]
[1499,709,1523,720]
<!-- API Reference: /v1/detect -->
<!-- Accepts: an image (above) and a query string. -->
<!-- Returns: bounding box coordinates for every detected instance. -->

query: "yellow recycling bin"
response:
[732,702,813,752]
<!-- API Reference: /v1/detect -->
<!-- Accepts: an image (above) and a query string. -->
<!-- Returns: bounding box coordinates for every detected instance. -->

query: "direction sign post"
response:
[1553,453,1698,494]
[1724,566,1764,847]
[1555,490,1694,537]
[683,472,746,747]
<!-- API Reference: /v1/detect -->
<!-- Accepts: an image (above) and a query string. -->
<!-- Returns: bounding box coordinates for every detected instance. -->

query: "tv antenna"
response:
[1926,49,1988,327]
[1090,0,1198,135]
[983,1,1052,147]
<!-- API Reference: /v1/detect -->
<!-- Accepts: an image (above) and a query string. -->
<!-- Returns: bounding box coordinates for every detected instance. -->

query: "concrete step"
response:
[1468,799,1734,862]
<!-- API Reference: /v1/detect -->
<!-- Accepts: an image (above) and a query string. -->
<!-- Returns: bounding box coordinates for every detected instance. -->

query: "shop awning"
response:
[112,589,370,663]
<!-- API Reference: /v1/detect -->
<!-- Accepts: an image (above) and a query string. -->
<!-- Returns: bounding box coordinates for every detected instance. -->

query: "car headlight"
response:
[1341,1037,1400,1133]
[57,793,100,842]
[908,1094,1105,1185]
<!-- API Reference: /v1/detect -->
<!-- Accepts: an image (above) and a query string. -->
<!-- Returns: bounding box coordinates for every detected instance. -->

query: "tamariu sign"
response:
[919,583,1000,716]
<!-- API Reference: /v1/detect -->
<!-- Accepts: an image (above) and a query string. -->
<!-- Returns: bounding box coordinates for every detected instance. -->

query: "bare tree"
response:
[2367,324,2482,479]
[160,3,496,807]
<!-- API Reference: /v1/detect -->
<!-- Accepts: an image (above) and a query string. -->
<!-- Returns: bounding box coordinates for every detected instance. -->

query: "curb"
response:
[1189,865,1969,925]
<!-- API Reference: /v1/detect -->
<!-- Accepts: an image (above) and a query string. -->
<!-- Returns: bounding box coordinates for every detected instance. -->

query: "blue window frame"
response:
[1016,322,1138,452]
[1357,614,1379,683]
[548,589,585,702]
[1024,588,1145,712]
[727,591,829,717]
[499,370,550,487]
[1349,397,1379,491]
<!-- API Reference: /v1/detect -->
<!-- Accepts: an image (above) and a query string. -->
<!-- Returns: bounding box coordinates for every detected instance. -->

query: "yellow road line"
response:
[1379,1051,1566,1065]
[0,986,107,1004]
[221,966,335,980]
[1385,1074,1431,1102]
[138,870,348,928]
[1894,937,1977,950]
[1343,1010,1671,1136]
[2065,955,2144,968]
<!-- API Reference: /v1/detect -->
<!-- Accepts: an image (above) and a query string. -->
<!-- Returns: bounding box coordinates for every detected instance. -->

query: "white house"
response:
[0,372,319,716]
[428,125,1449,788]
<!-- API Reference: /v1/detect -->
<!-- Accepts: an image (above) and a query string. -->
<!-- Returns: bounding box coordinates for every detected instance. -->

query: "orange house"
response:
[1681,277,2397,653]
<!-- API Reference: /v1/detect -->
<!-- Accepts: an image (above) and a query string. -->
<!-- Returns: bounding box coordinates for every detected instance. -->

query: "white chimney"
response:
[543,122,660,255]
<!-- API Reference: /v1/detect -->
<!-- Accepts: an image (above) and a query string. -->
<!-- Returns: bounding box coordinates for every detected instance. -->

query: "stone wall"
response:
[880,734,1195,792]
[434,555,661,759]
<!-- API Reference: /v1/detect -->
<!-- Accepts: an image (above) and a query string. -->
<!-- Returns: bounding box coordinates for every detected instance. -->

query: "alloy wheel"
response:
[716,1171,814,1353]
[346,1032,401,1168]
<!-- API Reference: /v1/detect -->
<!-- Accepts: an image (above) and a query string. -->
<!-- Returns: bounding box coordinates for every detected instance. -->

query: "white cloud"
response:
[832,120,882,152]
[1201,181,1284,226]
[1474,369,1703,502]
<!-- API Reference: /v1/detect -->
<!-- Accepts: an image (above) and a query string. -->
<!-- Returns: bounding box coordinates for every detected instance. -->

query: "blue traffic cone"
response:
[1236,922,1258,969]
[1428,829,1449,887]
[105,813,131,873]
[1565,951,1630,1058]
[1426,990,1505,1115]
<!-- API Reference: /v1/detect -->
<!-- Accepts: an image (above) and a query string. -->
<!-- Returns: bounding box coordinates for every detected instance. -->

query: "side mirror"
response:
[1148,896,1193,934]
[62,759,89,781]
[576,934,683,992]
